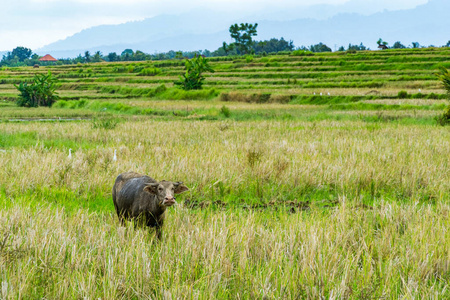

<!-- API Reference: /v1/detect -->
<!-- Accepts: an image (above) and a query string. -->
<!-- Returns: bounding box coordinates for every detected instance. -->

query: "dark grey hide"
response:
[112,172,189,239]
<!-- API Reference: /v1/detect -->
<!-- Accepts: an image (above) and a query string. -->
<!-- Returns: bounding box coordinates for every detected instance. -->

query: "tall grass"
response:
[2,195,450,298]
[1,119,449,205]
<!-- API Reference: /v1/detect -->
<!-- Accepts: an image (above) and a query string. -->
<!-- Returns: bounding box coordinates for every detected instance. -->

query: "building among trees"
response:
[39,54,58,62]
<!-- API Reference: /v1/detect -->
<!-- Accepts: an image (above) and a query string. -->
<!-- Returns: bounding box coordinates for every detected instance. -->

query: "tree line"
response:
[2,23,450,67]
[0,40,296,67]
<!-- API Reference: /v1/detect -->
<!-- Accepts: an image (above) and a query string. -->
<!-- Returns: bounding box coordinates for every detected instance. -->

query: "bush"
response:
[355,63,369,71]
[436,67,450,125]
[151,84,167,96]
[15,71,59,107]
[291,50,314,56]
[138,67,162,76]
[436,106,450,126]
[175,55,214,90]
[220,105,231,118]
[158,87,218,100]
[91,116,120,130]
[113,66,127,73]
[436,67,450,97]
[53,99,88,109]
[398,90,409,99]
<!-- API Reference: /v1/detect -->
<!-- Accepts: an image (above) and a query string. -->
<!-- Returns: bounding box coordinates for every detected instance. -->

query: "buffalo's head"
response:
[144,181,189,207]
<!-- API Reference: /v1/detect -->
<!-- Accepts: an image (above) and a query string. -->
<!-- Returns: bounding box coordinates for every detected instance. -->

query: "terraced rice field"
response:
[0,47,448,104]
[1,47,450,298]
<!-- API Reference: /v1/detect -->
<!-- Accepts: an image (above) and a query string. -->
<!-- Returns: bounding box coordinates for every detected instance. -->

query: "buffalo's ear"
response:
[174,182,189,194]
[144,183,159,194]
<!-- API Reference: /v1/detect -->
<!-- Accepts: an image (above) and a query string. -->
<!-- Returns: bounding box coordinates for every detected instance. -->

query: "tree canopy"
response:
[392,41,406,49]
[377,38,388,46]
[11,47,32,61]
[1,46,36,66]
[347,43,367,51]
[309,43,332,53]
[228,23,258,54]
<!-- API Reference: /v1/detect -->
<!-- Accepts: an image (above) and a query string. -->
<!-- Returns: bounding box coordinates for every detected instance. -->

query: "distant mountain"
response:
[257,0,450,50]
[35,10,237,57]
[36,0,449,58]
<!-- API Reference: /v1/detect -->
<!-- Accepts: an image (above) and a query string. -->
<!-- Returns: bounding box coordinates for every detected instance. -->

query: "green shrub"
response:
[436,66,450,97]
[151,84,167,96]
[411,93,425,99]
[113,66,127,73]
[54,100,68,108]
[355,63,369,71]
[53,99,88,109]
[291,50,314,56]
[435,67,450,125]
[15,71,59,107]
[138,67,162,76]
[220,105,231,118]
[175,55,214,90]
[158,87,218,100]
[436,106,450,126]
[426,93,440,99]
[398,90,409,99]
[91,116,120,130]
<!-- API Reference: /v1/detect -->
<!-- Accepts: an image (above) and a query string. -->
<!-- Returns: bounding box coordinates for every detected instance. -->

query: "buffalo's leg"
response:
[155,227,162,240]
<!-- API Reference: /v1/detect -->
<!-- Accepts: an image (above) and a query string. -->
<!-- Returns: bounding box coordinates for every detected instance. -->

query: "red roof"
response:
[39,54,58,61]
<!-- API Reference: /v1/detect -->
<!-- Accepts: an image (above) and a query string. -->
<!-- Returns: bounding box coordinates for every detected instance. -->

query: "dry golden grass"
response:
[0,105,449,299]
[117,99,318,111]
[0,118,449,203]
[2,195,450,298]
[0,107,95,119]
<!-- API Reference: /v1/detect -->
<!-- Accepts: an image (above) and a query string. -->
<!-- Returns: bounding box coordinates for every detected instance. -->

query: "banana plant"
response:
[175,55,214,90]
[15,71,59,107]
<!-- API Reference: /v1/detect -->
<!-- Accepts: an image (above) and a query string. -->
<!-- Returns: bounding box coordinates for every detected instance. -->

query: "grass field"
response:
[1,48,450,298]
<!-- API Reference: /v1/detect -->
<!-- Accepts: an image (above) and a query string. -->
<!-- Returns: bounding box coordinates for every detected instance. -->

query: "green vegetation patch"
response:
[54,99,172,116]
[0,131,39,148]
[330,102,446,111]
[0,130,102,149]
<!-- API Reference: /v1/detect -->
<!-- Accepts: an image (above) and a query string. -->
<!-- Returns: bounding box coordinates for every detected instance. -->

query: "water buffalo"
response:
[112,172,189,239]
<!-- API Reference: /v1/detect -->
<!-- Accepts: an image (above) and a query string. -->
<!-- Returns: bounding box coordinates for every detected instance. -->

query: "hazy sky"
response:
[1,0,428,51]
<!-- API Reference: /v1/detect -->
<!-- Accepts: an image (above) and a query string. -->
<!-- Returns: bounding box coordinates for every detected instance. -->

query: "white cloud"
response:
[0,30,68,50]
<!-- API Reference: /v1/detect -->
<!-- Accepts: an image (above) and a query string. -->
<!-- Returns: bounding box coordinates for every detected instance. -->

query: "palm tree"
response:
[84,51,91,63]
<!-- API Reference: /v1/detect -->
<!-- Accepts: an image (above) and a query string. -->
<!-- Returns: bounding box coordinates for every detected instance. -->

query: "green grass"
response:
[330,102,446,111]
[0,131,39,147]
[0,129,109,150]
[2,46,449,105]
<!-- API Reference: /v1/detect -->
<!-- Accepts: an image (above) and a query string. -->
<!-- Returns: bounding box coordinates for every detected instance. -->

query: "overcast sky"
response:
[1,0,428,51]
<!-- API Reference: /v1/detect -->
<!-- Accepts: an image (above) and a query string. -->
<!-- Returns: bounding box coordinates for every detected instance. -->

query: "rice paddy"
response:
[1,47,450,298]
